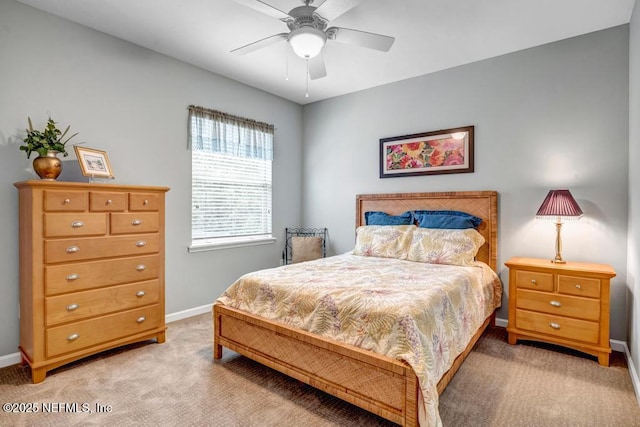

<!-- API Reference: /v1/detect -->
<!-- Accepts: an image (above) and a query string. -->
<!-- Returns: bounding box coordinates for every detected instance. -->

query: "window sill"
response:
[188,236,276,253]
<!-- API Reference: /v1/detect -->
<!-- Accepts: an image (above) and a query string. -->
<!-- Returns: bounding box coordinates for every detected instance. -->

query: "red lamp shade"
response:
[536,190,583,219]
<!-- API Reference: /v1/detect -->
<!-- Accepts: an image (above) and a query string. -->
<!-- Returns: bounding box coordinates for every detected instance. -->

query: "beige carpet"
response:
[1,313,639,426]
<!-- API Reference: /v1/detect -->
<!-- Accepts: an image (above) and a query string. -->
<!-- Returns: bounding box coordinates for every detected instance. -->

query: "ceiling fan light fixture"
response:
[288,27,326,59]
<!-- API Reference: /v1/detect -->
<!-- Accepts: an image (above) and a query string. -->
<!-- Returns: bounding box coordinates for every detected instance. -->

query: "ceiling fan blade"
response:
[308,53,327,80]
[328,27,394,52]
[233,0,291,20]
[231,33,288,55]
[314,0,363,21]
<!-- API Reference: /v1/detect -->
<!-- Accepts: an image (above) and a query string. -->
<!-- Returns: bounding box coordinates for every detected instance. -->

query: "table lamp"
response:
[535,189,583,263]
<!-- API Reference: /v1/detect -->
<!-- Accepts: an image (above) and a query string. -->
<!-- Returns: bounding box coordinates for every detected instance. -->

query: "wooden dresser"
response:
[14,180,169,383]
[505,257,616,366]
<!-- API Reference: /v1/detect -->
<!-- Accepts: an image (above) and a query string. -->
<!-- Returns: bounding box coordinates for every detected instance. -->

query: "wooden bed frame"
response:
[213,191,498,426]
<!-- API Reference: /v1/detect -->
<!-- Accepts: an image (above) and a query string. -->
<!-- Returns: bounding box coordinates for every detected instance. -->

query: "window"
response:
[188,105,275,252]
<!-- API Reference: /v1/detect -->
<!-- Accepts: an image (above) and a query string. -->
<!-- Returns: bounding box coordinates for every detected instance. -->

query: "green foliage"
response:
[19,117,78,159]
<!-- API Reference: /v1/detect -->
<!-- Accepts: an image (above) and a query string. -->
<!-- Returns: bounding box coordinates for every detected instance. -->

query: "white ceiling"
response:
[16,0,636,105]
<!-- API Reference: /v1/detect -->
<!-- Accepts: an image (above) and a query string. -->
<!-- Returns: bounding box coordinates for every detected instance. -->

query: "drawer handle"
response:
[106,199,112,205]
[531,279,537,285]
[132,219,142,226]
[136,264,146,271]
[575,284,582,289]
[66,303,79,311]
[63,198,71,204]
[66,246,80,254]
[136,241,146,247]
[66,333,80,342]
[136,291,146,298]
[549,322,561,330]
[549,300,562,307]
[71,221,84,228]
[143,199,149,206]
[66,273,79,281]
[136,316,146,323]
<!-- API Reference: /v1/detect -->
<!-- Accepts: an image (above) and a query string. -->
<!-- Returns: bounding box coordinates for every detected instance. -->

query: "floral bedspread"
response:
[216,253,502,426]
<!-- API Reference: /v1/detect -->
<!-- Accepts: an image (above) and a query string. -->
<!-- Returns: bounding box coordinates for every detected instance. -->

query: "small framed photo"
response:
[380,125,474,178]
[74,146,115,179]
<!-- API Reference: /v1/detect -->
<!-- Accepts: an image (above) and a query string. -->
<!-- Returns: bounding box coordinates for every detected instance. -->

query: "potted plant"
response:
[20,117,78,180]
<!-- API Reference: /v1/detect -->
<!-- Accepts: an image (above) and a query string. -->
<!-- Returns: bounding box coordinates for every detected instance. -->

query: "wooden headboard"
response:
[356,191,498,271]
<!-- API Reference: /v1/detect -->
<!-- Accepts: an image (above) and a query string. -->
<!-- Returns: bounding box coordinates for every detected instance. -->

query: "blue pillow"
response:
[365,211,413,226]
[412,210,482,229]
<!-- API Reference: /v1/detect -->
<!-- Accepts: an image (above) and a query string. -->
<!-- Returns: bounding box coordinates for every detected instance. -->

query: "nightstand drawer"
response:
[515,270,554,292]
[515,309,599,344]
[516,289,600,321]
[558,275,600,298]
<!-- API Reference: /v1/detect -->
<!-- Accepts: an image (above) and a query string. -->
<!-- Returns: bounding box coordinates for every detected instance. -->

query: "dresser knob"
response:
[575,284,582,289]
[131,219,142,226]
[66,246,80,254]
[70,221,84,228]
[63,198,71,204]
[136,291,145,298]
[136,316,146,324]
[549,300,562,307]
[136,264,146,271]
[549,322,561,330]
[531,279,537,285]
[106,199,112,205]
[136,241,146,247]
[143,199,149,206]
[66,273,79,281]
[66,333,80,341]
[66,303,79,311]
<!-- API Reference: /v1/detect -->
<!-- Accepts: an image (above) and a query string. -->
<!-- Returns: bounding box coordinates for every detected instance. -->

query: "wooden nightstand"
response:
[505,257,616,366]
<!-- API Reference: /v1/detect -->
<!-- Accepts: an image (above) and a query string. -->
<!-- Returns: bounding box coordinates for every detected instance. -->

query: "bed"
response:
[213,191,500,426]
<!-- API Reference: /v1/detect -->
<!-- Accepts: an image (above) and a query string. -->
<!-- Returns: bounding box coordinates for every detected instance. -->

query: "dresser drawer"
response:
[45,234,160,264]
[129,193,161,211]
[558,275,601,298]
[516,289,600,321]
[90,191,126,211]
[46,304,162,358]
[515,309,599,344]
[45,280,160,326]
[43,213,107,237]
[110,212,159,234]
[515,270,554,292]
[45,255,160,295]
[43,190,87,212]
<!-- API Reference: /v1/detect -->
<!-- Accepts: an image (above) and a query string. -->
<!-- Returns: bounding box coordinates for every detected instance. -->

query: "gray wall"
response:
[0,0,303,358]
[302,26,630,341]
[628,1,640,385]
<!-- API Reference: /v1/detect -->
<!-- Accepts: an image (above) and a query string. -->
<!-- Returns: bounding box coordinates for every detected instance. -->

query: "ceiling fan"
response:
[231,0,395,80]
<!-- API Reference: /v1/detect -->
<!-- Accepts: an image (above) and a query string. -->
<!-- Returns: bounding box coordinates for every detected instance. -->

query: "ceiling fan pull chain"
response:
[305,59,310,98]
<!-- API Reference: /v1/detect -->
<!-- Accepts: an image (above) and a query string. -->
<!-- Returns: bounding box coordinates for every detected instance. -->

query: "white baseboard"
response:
[0,303,215,369]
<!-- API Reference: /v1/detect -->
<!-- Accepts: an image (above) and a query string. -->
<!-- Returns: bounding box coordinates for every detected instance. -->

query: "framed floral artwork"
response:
[74,146,115,179]
[379,126,474,178]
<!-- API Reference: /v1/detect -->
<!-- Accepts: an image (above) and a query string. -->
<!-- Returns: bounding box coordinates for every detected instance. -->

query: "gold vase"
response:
[33,151,62,181]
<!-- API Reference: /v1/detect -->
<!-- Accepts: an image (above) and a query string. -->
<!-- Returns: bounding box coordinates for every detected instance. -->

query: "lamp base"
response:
[551,259,567,264]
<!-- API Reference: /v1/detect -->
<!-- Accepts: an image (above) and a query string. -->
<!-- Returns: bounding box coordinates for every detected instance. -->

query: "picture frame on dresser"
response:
[74,146,114,179]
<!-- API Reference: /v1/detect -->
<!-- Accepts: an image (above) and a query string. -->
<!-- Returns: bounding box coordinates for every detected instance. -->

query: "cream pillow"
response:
[407,228,485,266]
[352,225,416,260]
[291,236,323,263]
